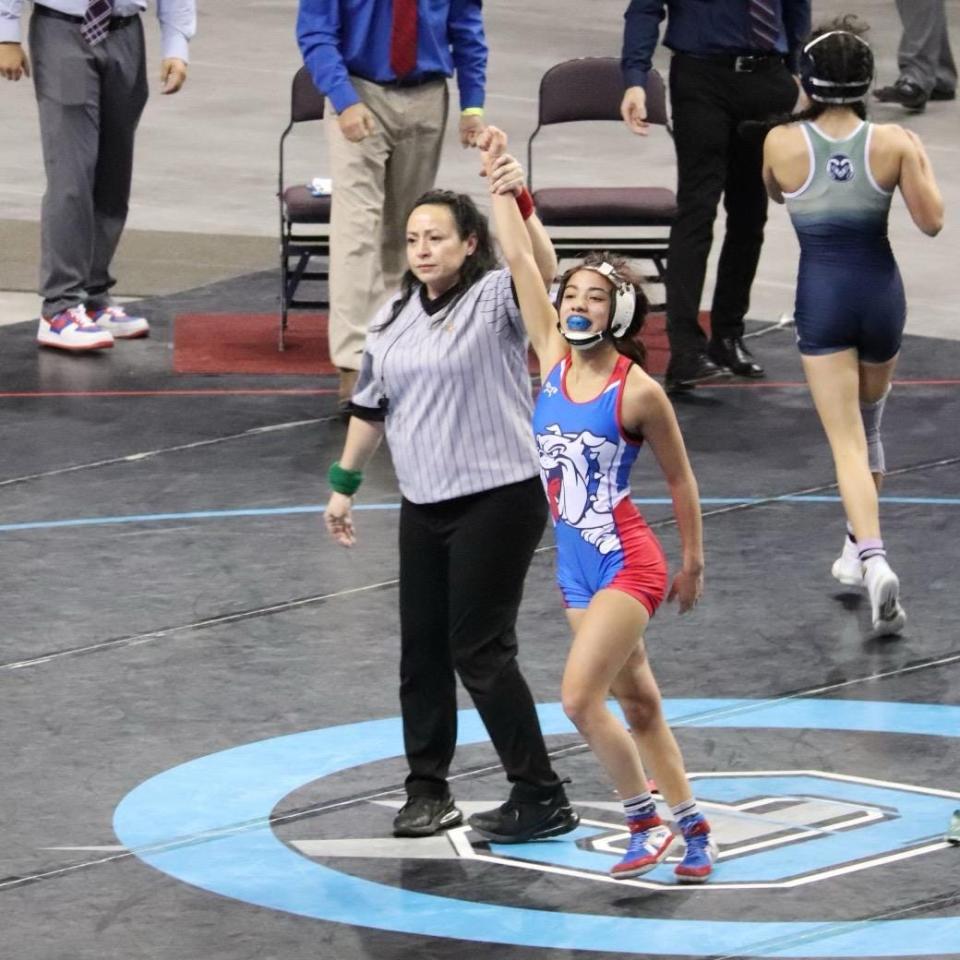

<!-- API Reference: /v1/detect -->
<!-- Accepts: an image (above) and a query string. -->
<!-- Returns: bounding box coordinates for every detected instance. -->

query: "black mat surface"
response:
[2,272,958,960]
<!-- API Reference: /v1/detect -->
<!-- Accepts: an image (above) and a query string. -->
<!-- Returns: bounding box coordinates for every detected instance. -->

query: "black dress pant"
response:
[666,53,798,357]
[398,476,560,801]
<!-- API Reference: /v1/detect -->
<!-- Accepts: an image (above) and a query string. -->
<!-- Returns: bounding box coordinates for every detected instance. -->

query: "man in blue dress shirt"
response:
[621,0,810,394]
[297,0,487,413]
[0,0,196,352]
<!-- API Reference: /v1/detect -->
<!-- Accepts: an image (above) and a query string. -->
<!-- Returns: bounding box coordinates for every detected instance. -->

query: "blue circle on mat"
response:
[114,699,960,958]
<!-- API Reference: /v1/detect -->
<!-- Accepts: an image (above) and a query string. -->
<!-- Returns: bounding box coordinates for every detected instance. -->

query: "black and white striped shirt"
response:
[351,268,540,504]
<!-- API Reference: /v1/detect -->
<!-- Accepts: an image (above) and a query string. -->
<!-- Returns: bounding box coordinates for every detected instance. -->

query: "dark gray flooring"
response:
[2,275,959,960]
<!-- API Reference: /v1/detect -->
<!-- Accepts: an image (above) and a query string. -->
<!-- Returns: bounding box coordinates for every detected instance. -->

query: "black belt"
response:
[680,51,785,73]
[34,5,140,30]
[353,71,447,90]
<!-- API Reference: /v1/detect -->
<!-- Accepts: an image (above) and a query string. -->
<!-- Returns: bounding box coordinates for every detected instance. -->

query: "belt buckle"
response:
[734,56,756,73]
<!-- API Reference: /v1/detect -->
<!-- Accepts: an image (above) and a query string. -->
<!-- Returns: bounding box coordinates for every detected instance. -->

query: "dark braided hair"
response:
[559,251,649,368]
[373,190,499,332]
[754,15,874,131]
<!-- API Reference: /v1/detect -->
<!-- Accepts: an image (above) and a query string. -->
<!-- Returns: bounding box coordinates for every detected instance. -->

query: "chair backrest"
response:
[537,57,668,127]
[291,65,326,123]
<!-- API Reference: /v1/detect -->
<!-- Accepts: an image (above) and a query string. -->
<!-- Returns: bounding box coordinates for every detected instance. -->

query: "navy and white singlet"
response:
[532,353,667,614]
[783,120,905,363]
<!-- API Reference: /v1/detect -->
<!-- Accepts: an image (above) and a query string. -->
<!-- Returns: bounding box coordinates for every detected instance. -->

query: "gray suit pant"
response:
[895,0,957,95]
[29,11,148,317]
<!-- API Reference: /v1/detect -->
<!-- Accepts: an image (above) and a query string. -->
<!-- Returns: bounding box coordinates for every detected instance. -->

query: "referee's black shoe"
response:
[468,789,580,843]
[708,336,765,379]
[393,794,463,837]
[664,350,731,395]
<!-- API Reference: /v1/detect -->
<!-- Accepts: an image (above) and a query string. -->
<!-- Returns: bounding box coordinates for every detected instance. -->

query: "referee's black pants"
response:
[398,476,562,801]
[666,53,798,358]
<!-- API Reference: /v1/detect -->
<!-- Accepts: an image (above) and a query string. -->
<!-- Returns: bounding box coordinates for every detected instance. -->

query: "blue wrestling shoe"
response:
[674,814,717,883]
[610,815,674,879]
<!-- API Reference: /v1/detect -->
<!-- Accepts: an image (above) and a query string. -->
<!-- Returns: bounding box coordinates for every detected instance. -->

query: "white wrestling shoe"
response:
[863,557,907,638]
[831,535,864,587]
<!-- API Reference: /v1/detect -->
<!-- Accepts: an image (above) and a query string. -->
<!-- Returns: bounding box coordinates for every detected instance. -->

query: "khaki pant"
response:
[326,77,449,370]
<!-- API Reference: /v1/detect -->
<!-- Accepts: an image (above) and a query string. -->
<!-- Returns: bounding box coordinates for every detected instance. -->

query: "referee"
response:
[324,177,580,844]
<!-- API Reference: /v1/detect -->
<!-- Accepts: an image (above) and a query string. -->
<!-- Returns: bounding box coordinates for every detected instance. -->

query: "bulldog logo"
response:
[536,424,621,553]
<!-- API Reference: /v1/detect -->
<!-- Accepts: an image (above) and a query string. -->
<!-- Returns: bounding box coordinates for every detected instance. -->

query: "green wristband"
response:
[328,461,363,496]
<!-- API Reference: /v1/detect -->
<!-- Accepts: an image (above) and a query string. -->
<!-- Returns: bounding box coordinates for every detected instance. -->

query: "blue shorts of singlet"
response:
[555,499,668,616]
[794,245,906,363]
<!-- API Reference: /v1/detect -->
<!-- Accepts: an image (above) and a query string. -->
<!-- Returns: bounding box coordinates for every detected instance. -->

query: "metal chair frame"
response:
[278,66,331,351]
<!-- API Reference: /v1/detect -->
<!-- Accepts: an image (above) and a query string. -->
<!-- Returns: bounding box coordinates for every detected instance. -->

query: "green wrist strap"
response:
[328,461,363,496]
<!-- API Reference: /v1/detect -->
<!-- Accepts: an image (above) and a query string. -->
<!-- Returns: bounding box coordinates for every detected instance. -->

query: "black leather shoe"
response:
[930,87,956,101]
[393,794,463,837]
[664,350,731,394]
[707,337,764,379]
[873,79,928,111]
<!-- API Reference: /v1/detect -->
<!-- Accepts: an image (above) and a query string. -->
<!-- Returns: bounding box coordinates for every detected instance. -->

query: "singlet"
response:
[783,120,894,252]
[532,353,642,551]
[781,121,905,361]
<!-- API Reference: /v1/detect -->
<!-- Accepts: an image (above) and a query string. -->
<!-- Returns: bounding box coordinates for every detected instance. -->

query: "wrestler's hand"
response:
[160,58,188,94]
[338,102,376,142]
[324,492,356,547]
[667,565,703,614]
[476,124,507,156]
[0,42,30,81]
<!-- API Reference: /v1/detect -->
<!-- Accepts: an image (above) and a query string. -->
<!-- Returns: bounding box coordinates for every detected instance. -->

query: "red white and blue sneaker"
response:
[86,305,150,339]
[37,306,114,352]
[674,814,717,884]
[610,815,675,879]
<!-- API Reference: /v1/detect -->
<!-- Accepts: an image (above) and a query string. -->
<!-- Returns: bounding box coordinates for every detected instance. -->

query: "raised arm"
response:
[479,129,566,372]
[623,370,704,612]
[484,148,558,286]
[896,128,944,237]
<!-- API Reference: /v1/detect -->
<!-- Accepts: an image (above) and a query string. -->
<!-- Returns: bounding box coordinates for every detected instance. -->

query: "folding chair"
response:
[526,58,676,299]
[278,66,332,351]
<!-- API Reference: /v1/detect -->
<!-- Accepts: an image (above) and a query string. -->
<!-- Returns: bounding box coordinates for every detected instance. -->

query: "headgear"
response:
[799,30,873,104]
[555,262,637,349]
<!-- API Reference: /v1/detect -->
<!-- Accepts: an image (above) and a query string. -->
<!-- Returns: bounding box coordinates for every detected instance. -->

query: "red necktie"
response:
[390,0,418,79]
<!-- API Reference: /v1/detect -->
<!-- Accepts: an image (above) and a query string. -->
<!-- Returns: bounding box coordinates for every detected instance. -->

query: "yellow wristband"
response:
[461,107,484,117]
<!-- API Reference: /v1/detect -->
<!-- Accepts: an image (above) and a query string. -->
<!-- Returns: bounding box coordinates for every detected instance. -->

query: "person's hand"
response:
[160,58,188,94]
[476,124,507,156]
[324,492,356,547]
[338,102,376,142]
[459,112,485,147]
[0,43,30,81]
[620,85,649,135]
[487,153,525,196]
[667,564,703,614]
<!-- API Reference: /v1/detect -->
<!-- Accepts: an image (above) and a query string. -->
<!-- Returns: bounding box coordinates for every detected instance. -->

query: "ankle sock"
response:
[623,791,659,824]
[858,539,886,564]
[670,798,701,824]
